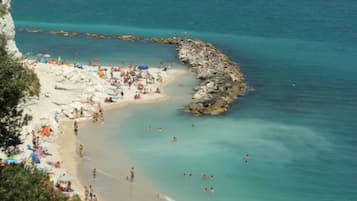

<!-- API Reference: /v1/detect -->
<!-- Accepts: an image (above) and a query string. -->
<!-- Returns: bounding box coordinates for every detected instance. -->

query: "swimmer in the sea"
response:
[243,154,250,165]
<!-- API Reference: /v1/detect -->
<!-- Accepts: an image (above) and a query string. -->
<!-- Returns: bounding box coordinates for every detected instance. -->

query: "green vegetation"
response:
[0,37,80,200]
[0,37,40,150]
[0,4,9,16]
[0,164,68,201]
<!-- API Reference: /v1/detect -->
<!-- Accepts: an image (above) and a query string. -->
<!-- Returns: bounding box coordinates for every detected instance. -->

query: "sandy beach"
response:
[0,59,185,200]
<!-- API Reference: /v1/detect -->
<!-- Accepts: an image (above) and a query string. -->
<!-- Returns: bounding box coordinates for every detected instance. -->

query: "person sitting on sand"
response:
[210,187,215,193]
[134,93,141,99]
[66,181,72,192]
[80,107,84,117]
[54,161,61,168]
[155,88,161,94]
[121,91,124,99]
[203,187,209,192]
[172,136,177,143]
[104,97,113,103]
[89,95,94,105]
[92,112,98,122]
[209,175,214,180]
[202,174,207,180]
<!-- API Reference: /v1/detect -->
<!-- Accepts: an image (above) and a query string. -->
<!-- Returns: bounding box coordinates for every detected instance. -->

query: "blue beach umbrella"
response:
[137,64,149,70]
[39,57,46,63]
[30,152,41,164]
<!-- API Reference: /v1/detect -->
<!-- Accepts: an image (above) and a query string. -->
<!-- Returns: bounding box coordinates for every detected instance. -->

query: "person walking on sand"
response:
[93,168,97,179]
[74,120,78,135]
[79,144,84,158]
[130,167,135,182]
[89,185,94,200]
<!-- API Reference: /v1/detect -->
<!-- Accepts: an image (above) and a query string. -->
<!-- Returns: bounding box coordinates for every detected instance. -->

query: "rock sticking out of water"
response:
[177,39,246,116]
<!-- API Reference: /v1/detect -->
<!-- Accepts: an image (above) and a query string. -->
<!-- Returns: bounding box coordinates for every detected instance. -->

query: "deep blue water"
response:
[12,0,357,201]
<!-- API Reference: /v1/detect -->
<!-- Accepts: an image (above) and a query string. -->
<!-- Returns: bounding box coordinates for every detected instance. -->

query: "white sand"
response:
[0,60,184,200]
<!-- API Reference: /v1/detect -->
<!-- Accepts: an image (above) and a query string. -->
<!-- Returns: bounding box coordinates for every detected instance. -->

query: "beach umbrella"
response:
[39,57,46,63]
[137,64,149,70]
[30,152,41,164]
[36,53,43,57]
[57,56,62,63]
[43,54,51,58]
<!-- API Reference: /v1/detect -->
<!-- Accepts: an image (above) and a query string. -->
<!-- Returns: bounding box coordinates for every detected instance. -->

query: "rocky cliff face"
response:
[0,0,22,57]
[177,39,246,116]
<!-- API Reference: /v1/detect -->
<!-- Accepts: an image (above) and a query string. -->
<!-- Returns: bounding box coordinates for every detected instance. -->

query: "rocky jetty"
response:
[15,27,247,115]
[177,39,246,115]
[117,35,140,41]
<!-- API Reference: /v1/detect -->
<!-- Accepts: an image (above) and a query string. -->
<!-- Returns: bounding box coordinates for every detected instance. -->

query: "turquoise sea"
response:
[12,0,357,201]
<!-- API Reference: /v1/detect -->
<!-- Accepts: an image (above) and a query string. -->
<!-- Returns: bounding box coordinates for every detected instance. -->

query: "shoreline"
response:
[2,60,185,200]
[18,28,246,115]
[57,67,185,201]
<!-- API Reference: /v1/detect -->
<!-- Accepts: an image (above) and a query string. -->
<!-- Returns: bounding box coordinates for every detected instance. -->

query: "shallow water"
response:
[12,0,357,200]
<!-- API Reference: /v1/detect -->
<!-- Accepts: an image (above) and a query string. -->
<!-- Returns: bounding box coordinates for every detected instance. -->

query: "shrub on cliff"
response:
[0,164,69,201]
[0,4,9,16]
[0,36,40,150]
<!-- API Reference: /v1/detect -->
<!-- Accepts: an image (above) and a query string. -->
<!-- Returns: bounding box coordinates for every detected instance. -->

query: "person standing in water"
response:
[130,167,135,182]
[243,154,250,165]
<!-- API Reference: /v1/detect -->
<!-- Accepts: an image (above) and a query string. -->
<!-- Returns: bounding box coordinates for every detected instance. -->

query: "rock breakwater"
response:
[177,39,246,115]
[16,28,246,115]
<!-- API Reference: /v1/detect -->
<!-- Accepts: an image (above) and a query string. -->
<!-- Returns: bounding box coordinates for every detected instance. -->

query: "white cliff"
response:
[0,0,22,58]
